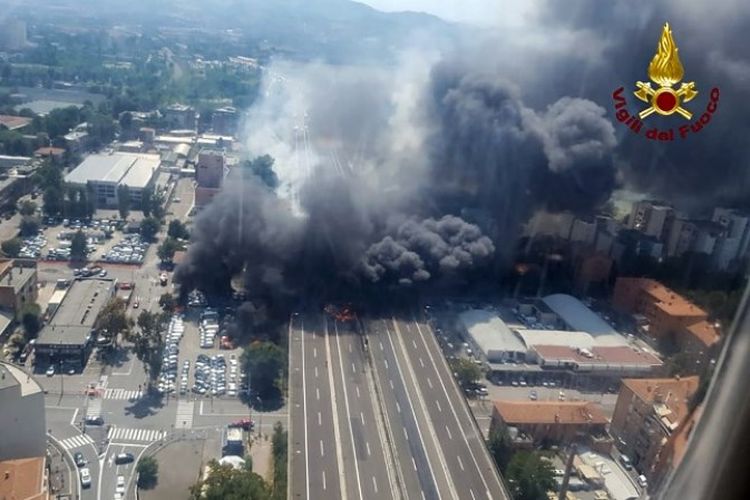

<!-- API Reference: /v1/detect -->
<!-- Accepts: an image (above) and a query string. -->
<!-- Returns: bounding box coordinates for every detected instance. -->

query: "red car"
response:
[229,419,254,430]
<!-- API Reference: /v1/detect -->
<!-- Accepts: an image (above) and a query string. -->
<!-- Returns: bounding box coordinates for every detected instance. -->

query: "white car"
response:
[116,475,125,494]
[46,366,55,377]
[79,468,92,488]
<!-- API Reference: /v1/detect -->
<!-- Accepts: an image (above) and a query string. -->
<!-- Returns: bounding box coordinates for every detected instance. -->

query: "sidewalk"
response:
[47,440,74,498]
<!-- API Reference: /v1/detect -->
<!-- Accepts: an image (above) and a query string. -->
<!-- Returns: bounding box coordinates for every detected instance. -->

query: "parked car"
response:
[46,366,55,377]
[114,452,134,464]
[79,468,92,488]
[74,452,86,467]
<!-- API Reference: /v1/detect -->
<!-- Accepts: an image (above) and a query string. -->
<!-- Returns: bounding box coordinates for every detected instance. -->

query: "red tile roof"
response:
[622,376,700,426]
[0,115,32,131]
[493,400,608,425]
[684,320,720,347]
[0,456,47,500]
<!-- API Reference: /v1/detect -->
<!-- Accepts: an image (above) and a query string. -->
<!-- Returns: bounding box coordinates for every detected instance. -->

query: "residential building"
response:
[194,149,226,208]
[0,456,48,500]
[33,147,65,165]
[569,218,597,246]
[212,106,238,136]
[652,405,703,492]
[33,278,115,368]
[63,130,89,154]
[628,201,674,240]
[65,152,160,209]
[490,400,611,451]
[0,155,32,170]
[0,362,46,460]
[0,259,38,316]
[610,376,699,482]
[0,115,32,131]
[666,218,698,257]
[164,104,197,130]
[0,19,27,51]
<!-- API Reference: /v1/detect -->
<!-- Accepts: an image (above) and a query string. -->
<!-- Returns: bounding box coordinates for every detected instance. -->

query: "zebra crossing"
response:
[103,388,143,400]
[107,427,166,443]
[175,400,194,429]
[59,434,95,451]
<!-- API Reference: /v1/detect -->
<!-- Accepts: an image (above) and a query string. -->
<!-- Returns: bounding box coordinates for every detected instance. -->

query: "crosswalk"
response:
[175,400,194,429]
[59,434,95,451]
[86,399,102,418]
[103,388,143,400]
[107,427,166,443]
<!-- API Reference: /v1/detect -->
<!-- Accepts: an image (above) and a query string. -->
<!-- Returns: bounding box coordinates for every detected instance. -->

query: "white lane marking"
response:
[366,442,371,456]
[419,357,425,368]
[356,386,360,398]
[457,455,465,471]
[349,343,352,353]
[445,425,453,440]
[469,488,477,500]
[70,408,79,426]
[396,402,401,413]
[313,347,317,358]
[331,319,359,500]
[372,476,378,493]
[322,470,327,491]
[421,490,426,500]
[412,340,417,349]
[427,377,433,389]
[384,359,389,369]
[316,387,320,400]
[379,342,384,351]
[412,458,418,471]
[320,440,325,457]
[436,400,442,412]
[360,412,365,426]
[301,320,311,500]
[352,362,356,374]
[315,366,319,378]
[318,412,322,426]
[389,379,394,389]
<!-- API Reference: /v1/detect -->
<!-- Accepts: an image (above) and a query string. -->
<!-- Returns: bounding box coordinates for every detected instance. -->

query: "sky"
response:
[357,0,538,28]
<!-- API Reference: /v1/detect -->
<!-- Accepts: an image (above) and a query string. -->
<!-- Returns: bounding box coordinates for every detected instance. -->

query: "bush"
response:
[1,238,21,257]
[136,456,158,489]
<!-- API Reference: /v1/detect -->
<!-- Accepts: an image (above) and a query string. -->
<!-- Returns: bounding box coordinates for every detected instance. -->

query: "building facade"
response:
[0,362,46,461]
[0,259,38,316]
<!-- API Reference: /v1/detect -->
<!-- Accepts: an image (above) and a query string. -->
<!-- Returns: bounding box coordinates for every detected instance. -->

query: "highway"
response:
[289,311,509,500]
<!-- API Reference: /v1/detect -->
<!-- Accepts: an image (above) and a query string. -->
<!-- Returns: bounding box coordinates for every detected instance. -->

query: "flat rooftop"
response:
[459,309,526,354]
[533,345,663,370]
[0,266,35,293]
[0,456,46,500]
[0,362,42,396]
[542,294,624,345]
[66,152,160,189]
[36,278,114,347]
[494,400,608,425]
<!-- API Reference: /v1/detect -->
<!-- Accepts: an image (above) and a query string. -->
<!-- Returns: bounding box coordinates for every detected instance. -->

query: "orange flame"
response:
[648,23,685,87]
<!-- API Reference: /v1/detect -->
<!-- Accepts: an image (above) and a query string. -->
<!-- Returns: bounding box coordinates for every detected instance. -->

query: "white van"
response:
[637,474,648,489]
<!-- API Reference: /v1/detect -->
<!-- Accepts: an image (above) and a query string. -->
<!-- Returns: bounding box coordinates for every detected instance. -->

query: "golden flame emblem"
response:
[634,23,697,119]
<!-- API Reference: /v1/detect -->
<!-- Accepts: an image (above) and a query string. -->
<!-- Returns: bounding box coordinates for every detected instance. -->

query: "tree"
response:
[19,200,37,216]
[42,186,63,216]
[488,426,514,472]
[243,155,279,190]
[20,303,42,339]
[140,216,160,242]
[242,341,285,401]
[119,111,133,131]
[141,186,153,217]
[167,219,189,240]
[126,310,167,386]
[1,238,21,257]
[19,216,40,237]
[70,230,88,261]
[117,184,130,220]
[158,293,176,313]
[189,460,270,500]
[136,456,159,489]
[271,421,288,499]
[450,357,482,388]
[505,451,556,500]
[151,190,166,219]
[157,237,178,263]
[94,298,133,345]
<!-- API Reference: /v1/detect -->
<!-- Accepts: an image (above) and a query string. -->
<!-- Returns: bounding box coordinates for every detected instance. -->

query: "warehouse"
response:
[65,152,160,209]
[458,309,526,363]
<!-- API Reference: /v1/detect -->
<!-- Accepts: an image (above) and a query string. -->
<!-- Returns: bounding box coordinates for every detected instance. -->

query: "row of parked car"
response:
[103,234,150,264]
[156,315,184,394]
[19,235,47,259]
[199,309,219,348]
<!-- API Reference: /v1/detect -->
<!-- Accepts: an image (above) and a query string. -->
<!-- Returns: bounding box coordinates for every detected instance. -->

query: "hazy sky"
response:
[357,0,538,28]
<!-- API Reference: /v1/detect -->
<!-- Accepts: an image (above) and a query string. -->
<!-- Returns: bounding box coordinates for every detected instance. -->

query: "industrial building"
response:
[33,278,115,368]
[65,152,161,209]
[458,309,526,363]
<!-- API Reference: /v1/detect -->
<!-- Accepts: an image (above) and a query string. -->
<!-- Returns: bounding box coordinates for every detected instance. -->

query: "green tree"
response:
[505,451,556,500]
[151,190,166,219]
[167,219,189,240]
[157,237,178,263]
[42,186,64,216]
[189,460,270,500]
[450,357,482,388]
[488,426,514,472]
[94,298,133,345]
[19,216,40,237]
[271,421,288,499]
[136,456,159,489]
[158,292,176,313]
[20,303,42,339]
[1,238,21,257]
[70,230,88,261]
[127,310,167,386]
[119,111,133,131]
[140,216,160,242]
[242,341,285,401]
[19,200,37,216]
[117,184,130,220]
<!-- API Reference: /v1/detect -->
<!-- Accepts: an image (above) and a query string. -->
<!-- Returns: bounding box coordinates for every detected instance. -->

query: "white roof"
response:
[542,294,626,346]
[66,152,160,189]
[459,309,526,354]
[517,329,595,350]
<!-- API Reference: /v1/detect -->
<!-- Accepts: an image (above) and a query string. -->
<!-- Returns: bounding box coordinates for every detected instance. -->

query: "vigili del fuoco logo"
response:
[612,23,719,141]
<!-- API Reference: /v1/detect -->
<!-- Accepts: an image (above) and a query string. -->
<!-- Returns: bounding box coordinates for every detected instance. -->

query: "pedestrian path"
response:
[107,427,166,443]
[59,434,95,451]
[103,388,142,400]
[175,400,194,429]
[86,399,102,418]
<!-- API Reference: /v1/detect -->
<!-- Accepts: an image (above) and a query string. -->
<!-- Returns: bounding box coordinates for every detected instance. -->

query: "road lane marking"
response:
[322,470,327,491]
[379,342,384,351]
[384,359,388,369]
[457,455,465,471]
[419,357,425,368]
[316,387,320,400]
[360,412,365,426]
[70,408,78,426]
[318,412,322,426]
[427,377,433,389]
[352,362,356,374]
[315,366,319,378]
[469,488,476,500]
[326,318,351,500]
[355,386,360,398]
[366,442,371,456]
[412,458,417,471]
[445,425,453,440]
[436,400,442,412]
[372,476,378,493]
[413,340,417,349]
[320,440,325,457]
[313,347,317,358]
[301,320,311,500]
[349,343,352,353]
[389,379,394,389]
[396,402,401,413]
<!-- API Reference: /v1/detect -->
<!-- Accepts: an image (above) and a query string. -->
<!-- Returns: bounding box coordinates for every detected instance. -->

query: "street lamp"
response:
[255,396,263,438]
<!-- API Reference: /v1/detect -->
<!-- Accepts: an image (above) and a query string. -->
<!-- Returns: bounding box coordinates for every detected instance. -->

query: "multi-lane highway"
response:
[289,311,509,500]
